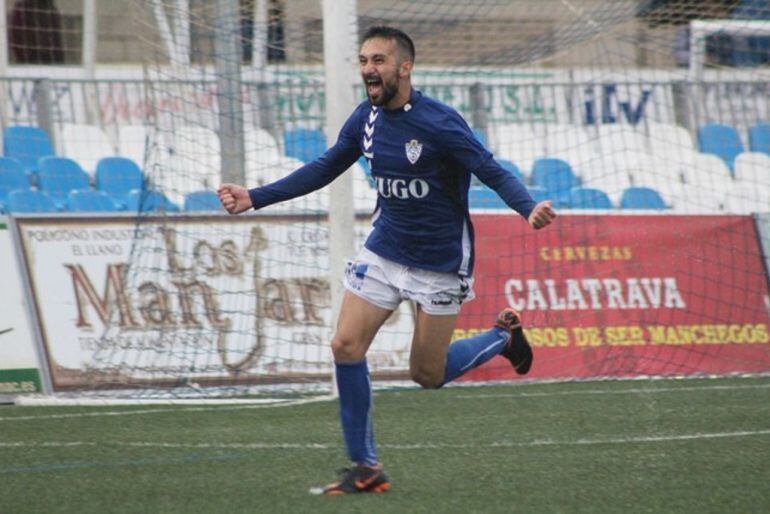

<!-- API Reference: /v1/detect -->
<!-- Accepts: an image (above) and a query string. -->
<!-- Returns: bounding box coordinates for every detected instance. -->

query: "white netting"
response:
[7,0,769,399]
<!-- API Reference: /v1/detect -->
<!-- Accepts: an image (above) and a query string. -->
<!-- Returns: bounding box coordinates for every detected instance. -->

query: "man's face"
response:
[359,37,403,107]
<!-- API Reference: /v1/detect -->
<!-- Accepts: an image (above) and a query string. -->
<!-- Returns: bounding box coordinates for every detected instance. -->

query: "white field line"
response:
[0,396,336,422]
[455,382,770,399]
[2,381,768,422]
[1,429,770,451]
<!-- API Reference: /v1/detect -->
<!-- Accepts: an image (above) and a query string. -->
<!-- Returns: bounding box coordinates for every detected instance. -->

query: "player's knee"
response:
[410,366,444,389]
[331,334,366,362]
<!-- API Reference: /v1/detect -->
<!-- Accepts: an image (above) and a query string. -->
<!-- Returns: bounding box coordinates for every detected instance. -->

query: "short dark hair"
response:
[362,25,415,62]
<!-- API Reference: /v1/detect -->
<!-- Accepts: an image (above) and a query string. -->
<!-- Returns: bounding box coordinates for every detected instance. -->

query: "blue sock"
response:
[335,360,378,466]
[442,327,510,385]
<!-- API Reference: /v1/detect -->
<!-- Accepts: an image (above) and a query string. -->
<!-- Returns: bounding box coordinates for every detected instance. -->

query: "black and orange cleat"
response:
[309,464,391,496]
[496,308,533,375]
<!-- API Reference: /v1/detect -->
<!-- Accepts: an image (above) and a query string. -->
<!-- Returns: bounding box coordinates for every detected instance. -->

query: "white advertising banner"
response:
[15,215,414,391]
[5,67,764,131]
[0,218,42,394]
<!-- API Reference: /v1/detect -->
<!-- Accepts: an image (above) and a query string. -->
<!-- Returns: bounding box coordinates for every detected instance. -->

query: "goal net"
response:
[11,0,770,401]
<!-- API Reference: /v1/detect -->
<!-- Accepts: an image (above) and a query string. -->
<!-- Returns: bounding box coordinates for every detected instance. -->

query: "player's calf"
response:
[409,363,445,389]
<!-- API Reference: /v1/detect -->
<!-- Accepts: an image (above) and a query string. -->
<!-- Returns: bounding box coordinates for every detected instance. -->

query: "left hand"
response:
[528,200,557,230]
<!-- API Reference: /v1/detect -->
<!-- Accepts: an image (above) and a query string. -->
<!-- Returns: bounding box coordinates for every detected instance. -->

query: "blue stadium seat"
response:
[126,189,179,213]
[562,187,613,209]
[95,157,144,209]
[697,123,744,171]
[284,128,327,163]
[3,125,56,177]
[530,157,580,197]
[67,190,119,213]
[0,157,31,211]
[468,186,507,209]
[37,157,91,210]
[184,190,222,212]
[620,187,667,209]
[496,158,525,183]
[748,122,770,155]
[6,190,57,213]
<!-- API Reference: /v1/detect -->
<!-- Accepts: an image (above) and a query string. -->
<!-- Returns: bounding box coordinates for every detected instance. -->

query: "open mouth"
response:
[365,77,382,96]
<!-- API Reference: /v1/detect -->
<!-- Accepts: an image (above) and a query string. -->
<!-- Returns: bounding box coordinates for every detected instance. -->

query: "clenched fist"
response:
[217,184,253,215]
[528,200,557,230]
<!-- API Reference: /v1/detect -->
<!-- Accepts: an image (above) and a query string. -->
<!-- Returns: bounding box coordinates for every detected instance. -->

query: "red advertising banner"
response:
[458,214,770,381]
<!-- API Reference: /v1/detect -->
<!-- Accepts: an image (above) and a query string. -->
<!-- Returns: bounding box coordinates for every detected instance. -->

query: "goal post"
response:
[689,19,770,80]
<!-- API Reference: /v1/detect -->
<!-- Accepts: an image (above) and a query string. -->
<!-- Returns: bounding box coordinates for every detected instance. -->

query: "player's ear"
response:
[399,60,413,77]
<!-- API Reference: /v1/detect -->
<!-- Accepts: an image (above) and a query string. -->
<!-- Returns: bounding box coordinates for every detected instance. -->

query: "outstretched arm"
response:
[220,107,363,213]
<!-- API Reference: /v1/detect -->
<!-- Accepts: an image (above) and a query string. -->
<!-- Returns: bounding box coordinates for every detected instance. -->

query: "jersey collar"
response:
[382,88,422,114]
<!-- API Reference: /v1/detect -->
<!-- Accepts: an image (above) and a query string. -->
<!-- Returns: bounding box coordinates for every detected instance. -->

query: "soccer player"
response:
[218,25,557,495]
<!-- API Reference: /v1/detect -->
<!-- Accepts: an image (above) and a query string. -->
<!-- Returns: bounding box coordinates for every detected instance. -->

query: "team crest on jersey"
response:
[405,139,423,164]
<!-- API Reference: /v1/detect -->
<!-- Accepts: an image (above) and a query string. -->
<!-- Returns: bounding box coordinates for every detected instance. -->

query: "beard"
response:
[365,76,399,107]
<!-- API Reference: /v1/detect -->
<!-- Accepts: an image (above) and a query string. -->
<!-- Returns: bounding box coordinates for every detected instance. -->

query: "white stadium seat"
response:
[57,123,116,177]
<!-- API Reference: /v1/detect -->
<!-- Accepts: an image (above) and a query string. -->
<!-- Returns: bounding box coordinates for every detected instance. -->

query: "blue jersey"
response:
[249,89,536,276]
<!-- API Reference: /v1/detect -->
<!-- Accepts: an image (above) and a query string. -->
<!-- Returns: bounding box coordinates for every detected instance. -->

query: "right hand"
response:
[528,200,557,230]
[217,184,253,214]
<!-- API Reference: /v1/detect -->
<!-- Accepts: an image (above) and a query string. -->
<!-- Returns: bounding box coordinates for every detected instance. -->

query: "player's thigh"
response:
[332,290,394,362]
[409,307,457,379]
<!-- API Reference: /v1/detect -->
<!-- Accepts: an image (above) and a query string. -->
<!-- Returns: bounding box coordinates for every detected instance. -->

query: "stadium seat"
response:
[37,156,91,210]
[748,122,770,155]
[734,152,770,183]
[57,123,116,176]
[0,157,31,211]
[619,186,667,209]
[680,153,734,190]
[2,125,55,176]
[469,186,508,209]
[596,123,650,154]
[245,127,283,168]
[284,128,327,163]
[126,189,179,213]
[117,124,153,166]
[543,125,598,176]
[578,156,634,204]
[722,181,770,214]
[495,158,525,183]
[644,122,696,153]
[95,157,144,209]
[145,125,221,207]
[562,187,613,209]
[530,157,580,197]
[184,190,222,212]
[67,190,119,213]
[6,190,57,213]
[488,123,546,173]
[697,123,744,171]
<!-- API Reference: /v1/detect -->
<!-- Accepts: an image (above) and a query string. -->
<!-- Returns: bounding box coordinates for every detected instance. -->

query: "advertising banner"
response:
[460,214,770,381]
[15,215,414,391]
[0,218,42,394]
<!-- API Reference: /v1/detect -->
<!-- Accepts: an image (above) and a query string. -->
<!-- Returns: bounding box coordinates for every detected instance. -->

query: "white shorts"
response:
[343,247,475,315]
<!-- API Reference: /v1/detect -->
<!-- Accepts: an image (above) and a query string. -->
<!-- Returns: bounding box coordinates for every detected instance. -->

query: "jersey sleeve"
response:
[248,108,363,210]
[438,110,537,219]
